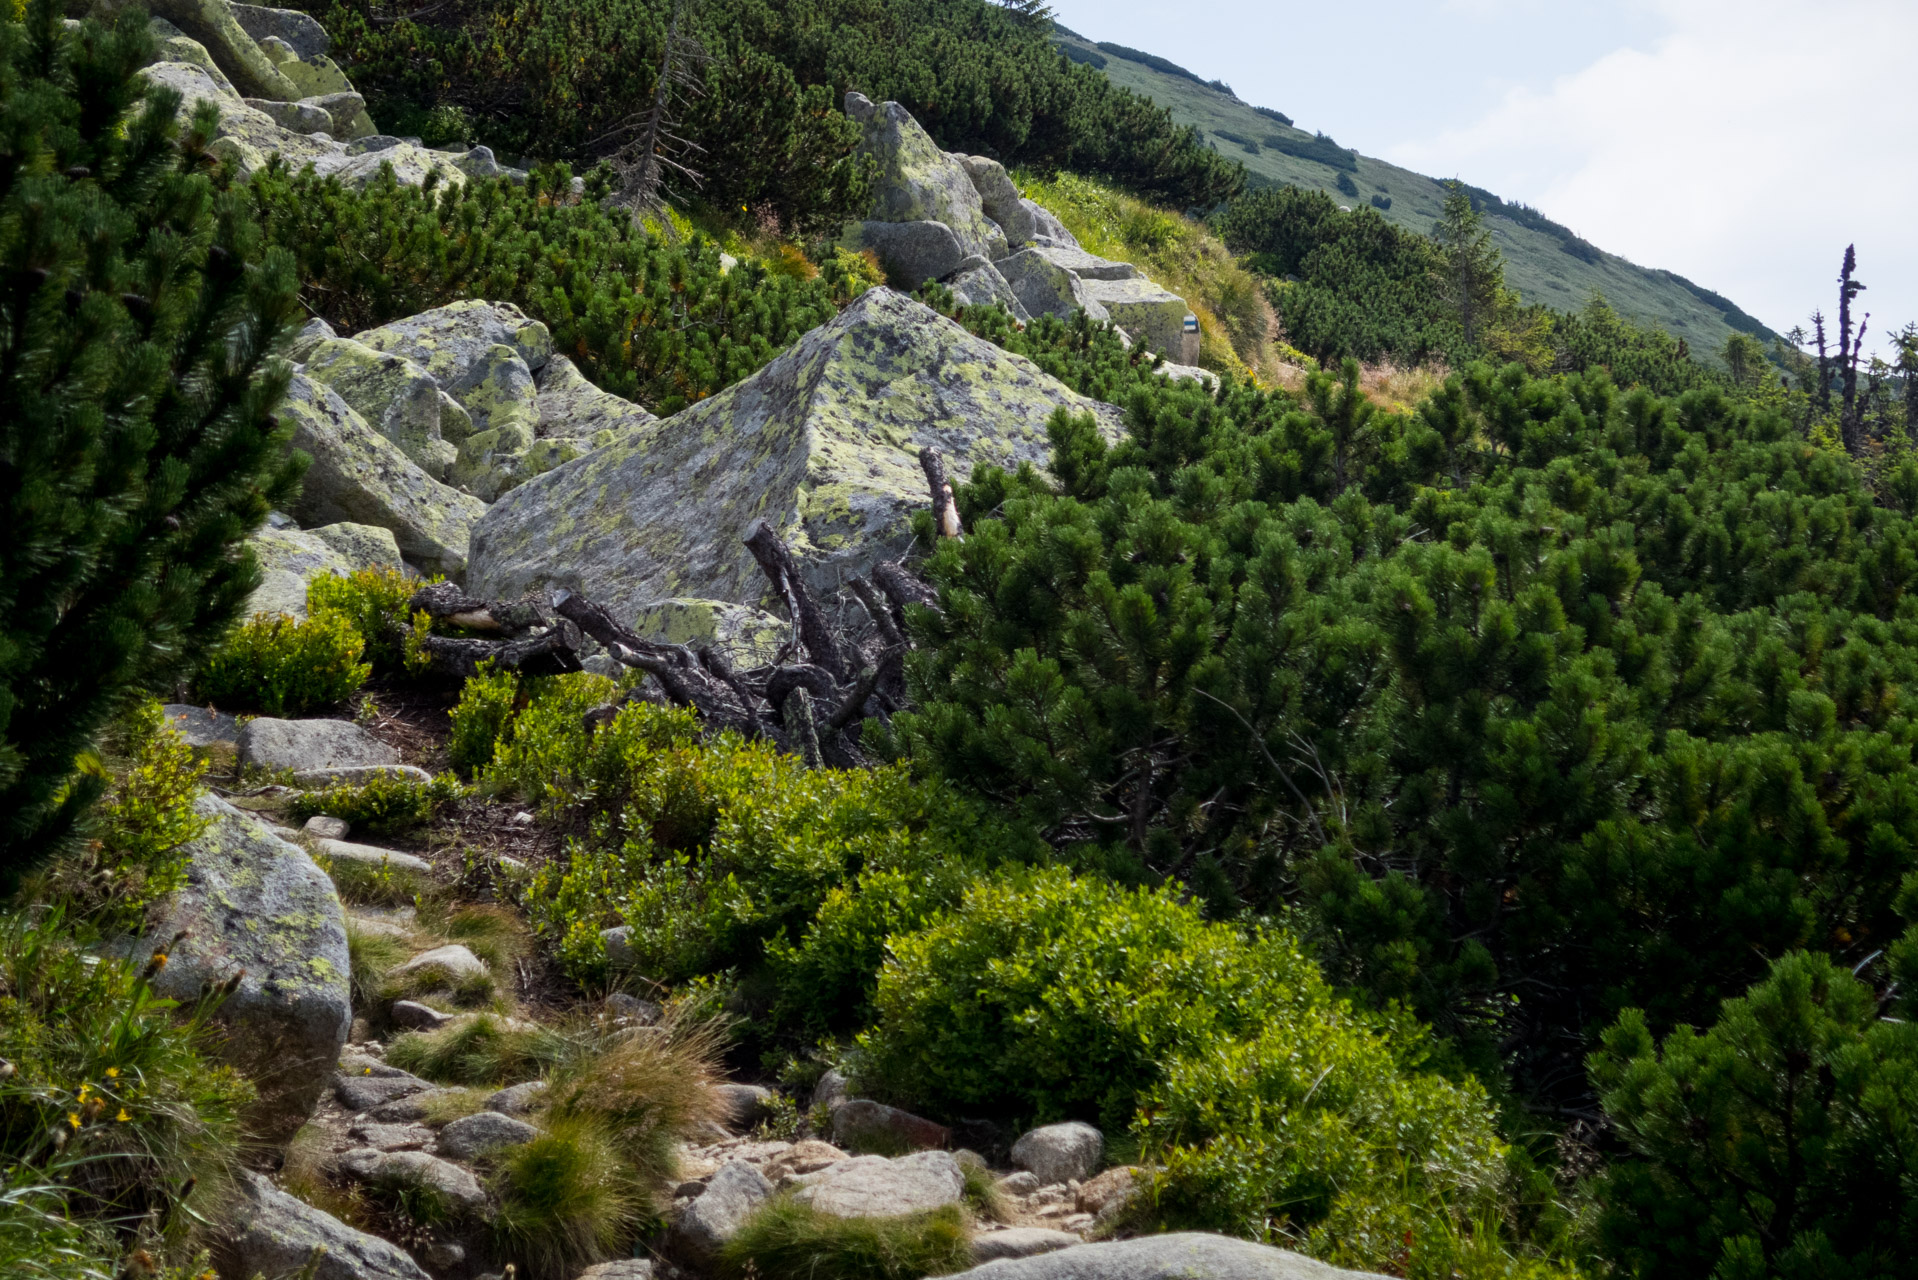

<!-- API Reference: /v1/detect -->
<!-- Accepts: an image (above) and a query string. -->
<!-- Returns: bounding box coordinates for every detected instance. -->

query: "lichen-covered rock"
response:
[238,718,400,774]
[947,260,1032,322]
[994,247,1109,325]
[534,354,660,445]
[147,19,235,93]
[445,344,542,500]
[468,289,1123,621]
[355,300,554,388]
[227,1170,431,1280]
[844,219,968,292]
[129,797,350,1143]
[302,335,467,478]
[792,1151,964,1218]
[1025,244,1139,282]
[392,944,488,984]
[246,521,402,619]
[631,599,788,667]
[1022,198,1078,249]
[846,93,1003,259]
[146,0,299,100]
[956,154,1036,246]
[313,838,432,876]
[242,95,330,133]
[939,1234,1385,1280]
[336,1069,434,1113]
[1080,277,1191,357]
[229,4,330,59]
[278,371,486,579]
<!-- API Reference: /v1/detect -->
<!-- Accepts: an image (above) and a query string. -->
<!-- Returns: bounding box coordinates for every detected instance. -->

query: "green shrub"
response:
[1592,951,1918,1280]
[196,610,370,716]
[489,1116,636,1280]
[449,664,522,778]
[0,911,252,1266]
[386,1013,569,1085]
[289,771,464,837]
[306,566,425,674]
[506,687,1035,1043]
[855,869,1540,1273]
[719,1198,971,1280]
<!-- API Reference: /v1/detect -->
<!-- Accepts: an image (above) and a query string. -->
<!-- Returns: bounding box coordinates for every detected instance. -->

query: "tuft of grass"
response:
[289,771,463,837]
[281,1121,370,1227]
[541,1016,729,1196]
[959,1157,1008,1224]
[419,902,527,974]
[346,922,410,1012]
[378,956,498,1010]
[386,1014,569,1086]
[320,853,432,908]
[488,1115,637,1280]
[719,1198,972,1280]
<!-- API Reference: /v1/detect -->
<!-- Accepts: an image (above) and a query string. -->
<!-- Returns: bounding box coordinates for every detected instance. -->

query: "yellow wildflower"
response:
[116,1108,131,1123]
[67,1112,81,1129]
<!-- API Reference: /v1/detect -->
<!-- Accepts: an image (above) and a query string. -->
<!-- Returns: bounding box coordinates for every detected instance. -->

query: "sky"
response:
[1046,0,1918,357]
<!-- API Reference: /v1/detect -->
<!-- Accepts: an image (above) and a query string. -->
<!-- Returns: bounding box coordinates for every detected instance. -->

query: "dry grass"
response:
[1266,358,1450,415]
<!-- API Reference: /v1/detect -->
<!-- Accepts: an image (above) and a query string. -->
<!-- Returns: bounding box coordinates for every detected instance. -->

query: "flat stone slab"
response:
[939,1233,1384,1280]
[970,1228,1084,1264]
[339,1148,487,1211]
[335,1069,433,1112]
[347,1121,436,1151]
[792,1151,964,1218]
[238,718,399,773]
[392,943,488,983]
[161,704,241,747]
[228,1170,430,1280]
[314,838,432,875]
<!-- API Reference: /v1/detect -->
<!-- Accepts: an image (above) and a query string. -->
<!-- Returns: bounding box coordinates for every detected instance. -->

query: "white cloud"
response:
[1386,0,1918,352]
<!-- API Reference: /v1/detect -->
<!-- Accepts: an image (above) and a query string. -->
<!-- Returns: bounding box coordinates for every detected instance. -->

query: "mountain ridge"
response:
[1051,24,1781,360]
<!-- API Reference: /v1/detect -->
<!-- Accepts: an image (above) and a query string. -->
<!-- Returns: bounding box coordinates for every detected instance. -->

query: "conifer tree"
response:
[0,0,305,889]
[1431,180,1503,349]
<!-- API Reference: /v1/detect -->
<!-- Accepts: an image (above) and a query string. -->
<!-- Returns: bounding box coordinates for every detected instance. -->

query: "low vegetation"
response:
[720,1198,972,1280]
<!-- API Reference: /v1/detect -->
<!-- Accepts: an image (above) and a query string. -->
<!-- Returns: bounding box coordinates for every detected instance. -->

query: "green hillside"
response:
[1054,27,1778,360]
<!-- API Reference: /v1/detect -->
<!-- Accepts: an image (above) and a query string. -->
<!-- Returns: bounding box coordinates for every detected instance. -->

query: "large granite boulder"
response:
[956,154,1037,246]
[844,219,968,293]
[846,93,1003,260]
[1022,198,1078,249]
[791,1151,965,1218]
[128,797,350,1144]
[138,62,452,185]
[229,3,330,60]
[942,1235,1386,1279]
[468,288,1122,621]
[278,371,486,579]
[534,354,660,450]
[225,1170,431,1280]
[675,1160,773,1261]
[247,522,403,619]
[1023,244,1139,282]
[1082,277,1192,357]
[302,335,469,480]
[995,247,1109,326]
[630,599,787,667]
[145,0,299,101]
[355,301,554,390]
[237,717,401,774]
[1010,1121,1103,1186]
[947,261,1032,322]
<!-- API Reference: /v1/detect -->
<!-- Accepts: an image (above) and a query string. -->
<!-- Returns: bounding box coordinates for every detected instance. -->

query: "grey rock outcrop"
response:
[1081,277,1192,356]
[313,839,433,876]
[468,288,1122,622]
[302,335,469,480]
[129,797,350,1143]
[1010,1121,1103,1186]
[161,704,242,749]
[438,1110,539,1160]
[630,599,788,667]
[278,371,486,579]
[392,943,489,984]
[956,154,1036,246]
[675,1160,773,1260]
[246,521,402,619]
[830,1098,952,1153]
[791,1151,964,1218]
[227,1169,431,1280]
[485,1080,549,1115]
[533,354,661,452]
[947,261,1032,322]
[336,1066,434,1113]
[237,718,400,774]
[845,219,969,292]
[229,4,330,59]
[340,1149,488,1212]
[939,1234,1386,1280]
[995,248,1109,326]
[1022,197,1078,248]
[715,1083,777,1132]
[846,93,1003,260]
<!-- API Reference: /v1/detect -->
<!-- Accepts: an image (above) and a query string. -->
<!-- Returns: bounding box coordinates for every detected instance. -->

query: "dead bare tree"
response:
[599,0,709,228]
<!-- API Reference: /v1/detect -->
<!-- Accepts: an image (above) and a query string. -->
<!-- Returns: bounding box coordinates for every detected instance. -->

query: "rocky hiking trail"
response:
[157,689,1379,1280]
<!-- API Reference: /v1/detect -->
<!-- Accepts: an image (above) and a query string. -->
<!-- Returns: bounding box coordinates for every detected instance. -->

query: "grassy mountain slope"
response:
[1054,28,1776,362]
